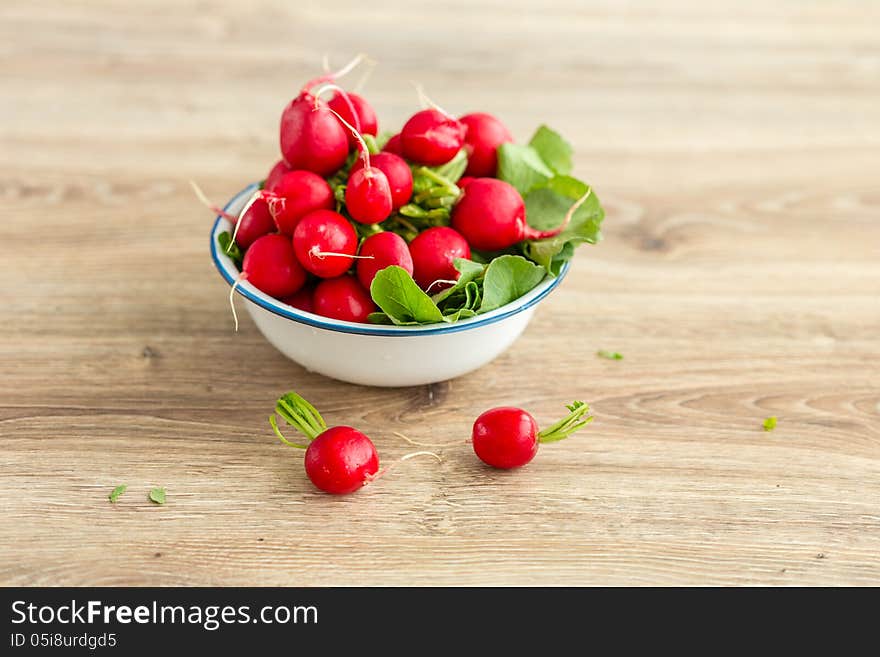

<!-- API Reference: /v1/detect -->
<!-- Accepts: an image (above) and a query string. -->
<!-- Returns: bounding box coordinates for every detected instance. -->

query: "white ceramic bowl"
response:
[211,184,570,387]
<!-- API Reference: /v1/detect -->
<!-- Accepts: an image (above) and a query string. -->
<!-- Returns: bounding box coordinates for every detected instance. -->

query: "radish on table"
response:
[472,401,594,469]
[270,392,439,495]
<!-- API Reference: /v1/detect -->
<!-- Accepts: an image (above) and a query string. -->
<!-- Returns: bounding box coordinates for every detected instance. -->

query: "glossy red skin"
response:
[472,407,539,469]
[305,426,380,494]
[232,197,275,249]
[280,285,314,313]
[356,232,414,290]
[345,167,393,224]
[293,210,358,278]
[451,178,527,251]
[264,159,292,192]
[350,152,413,209]
[327,92,378,147]
[242,234,307,299]
[400,109,465,166]
[267,170,334,234]
[382,133,403,156]
[280,94,349,176]
[459,112,513,178]
[408,226,471,291]
[457,176,475,189]
[313,275,376,323]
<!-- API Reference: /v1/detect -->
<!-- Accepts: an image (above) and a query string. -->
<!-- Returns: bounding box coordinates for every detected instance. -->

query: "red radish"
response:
[278,58,366,176]
[270,392,440,495]
[293,209,358,278]
[230,197,276,249]
[350,152,413,209]
[382,133,403,156]
[313,275,376,323]
[400,109,465,166]
[327,92,378,146]
[408,226,470,291]
[356,232,414,289]
[316,96,394,225]
[191,182,274,249]
[472,401,593,469]
[266,170,334,234]
[242,234,307,298]
[459,112,513,177]
[264,159,291,192]
[345,166,392,224]
[305,426,379,494]
[451,178,591,251]
[280,286,315,313]
[458,176,475,188]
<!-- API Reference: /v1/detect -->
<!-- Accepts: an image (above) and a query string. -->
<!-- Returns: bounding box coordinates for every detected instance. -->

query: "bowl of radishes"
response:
[204,57,605,387]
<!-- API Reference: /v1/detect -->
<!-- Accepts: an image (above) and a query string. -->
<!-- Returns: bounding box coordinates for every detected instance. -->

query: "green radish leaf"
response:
[428,149,468,183]
[497,143,554,195]
[149,487,166,505]
[217,232,243,268]
[529,125,573,175]
[479,255,547,313]
[362,134,380,155]
[108,484,127,503]
[597,350,624,360]
[432,258,486,306]
[763,416,778,432]
[370,266,445,325]
[523,175,604,272]
[366,311,394,325]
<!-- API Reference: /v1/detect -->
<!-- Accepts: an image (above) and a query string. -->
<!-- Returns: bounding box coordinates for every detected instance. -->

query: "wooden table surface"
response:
[2,0,878,586]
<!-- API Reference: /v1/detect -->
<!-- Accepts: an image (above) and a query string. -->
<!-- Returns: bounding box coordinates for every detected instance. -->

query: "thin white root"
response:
[190,180,237,222]
[310,249,372,260]
[228,275,246,332]
[230,190,262,246]
[425,279,458,294]
[330,53,367,81]
[400,450,443,463]
[413,83,452,118]
[316,97,371,170]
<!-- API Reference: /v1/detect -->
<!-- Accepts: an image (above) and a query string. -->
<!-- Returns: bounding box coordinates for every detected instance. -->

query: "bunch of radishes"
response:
[271,391,594,494]
[204,56,604,325]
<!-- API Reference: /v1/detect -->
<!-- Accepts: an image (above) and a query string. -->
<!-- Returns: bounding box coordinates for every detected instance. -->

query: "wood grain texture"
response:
[1,0,879,586]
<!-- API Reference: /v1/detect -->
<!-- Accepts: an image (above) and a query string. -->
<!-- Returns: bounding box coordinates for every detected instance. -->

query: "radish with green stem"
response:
[408,226,470,291]
[451,178,591,250]
[472,402,594,469]
[313,275,376,322]
[270,392,438,495]
[279,55,365,176]
[292,209,359,278]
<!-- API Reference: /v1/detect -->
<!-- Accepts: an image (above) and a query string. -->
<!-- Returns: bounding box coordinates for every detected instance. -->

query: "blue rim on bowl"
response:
[210,183,570,337]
